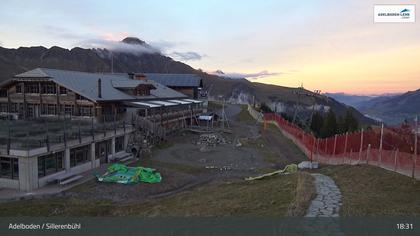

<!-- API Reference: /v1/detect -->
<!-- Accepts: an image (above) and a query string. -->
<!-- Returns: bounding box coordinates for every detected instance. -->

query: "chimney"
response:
[128,72,135,80]
[134,74,147,81]
[98,78,102,98]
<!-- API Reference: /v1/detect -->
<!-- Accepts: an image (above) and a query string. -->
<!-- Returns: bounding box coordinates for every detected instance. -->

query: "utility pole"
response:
[359,128,364,163]
[379,123,384,166]
[413,116,418,179]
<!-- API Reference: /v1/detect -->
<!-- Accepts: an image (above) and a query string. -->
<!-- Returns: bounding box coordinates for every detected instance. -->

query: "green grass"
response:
[266,123,307,159]
[318,164,420,216]
[0,173,313,217]
[113,173,300,217]
[288,172,316,216]
[0,198,115,217]
[236,105,255,123]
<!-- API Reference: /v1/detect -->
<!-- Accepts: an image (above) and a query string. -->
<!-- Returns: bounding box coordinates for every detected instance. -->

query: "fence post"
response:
[316,138,320,162]
[394,148,399,172]
[379,123,384,166]
[310,136,315,163]
[344,132,348,165]
[324,138,328,154]
[349,149,353,165]
[412,116,418,179]
[359,128,364,162]
[333,134,337,158]
[366,144,371,164]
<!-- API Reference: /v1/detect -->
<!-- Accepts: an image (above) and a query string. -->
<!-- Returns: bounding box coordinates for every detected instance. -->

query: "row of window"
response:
[38,152,64,177]
[0,157,19,179]
[0,103,93,117]
[2,137,125,179]
[15,83,67,95]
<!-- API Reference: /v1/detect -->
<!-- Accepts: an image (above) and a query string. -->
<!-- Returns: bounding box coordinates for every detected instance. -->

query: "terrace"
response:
[0,116,134,156]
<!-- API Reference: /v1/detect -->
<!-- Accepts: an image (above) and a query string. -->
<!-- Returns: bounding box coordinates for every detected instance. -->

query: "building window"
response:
[42,83,56,94]
[64,105,74,116]
[115,136,125,153]
[95,140,112,159]
[15,85,22,93]
[0,103,8,112]
[47,104,56,115]
[8,103,17,113]
[134,85,151,96]
[59,87,67,95]
[70,145,90,167]
[0,157,19,179]
[76,94,87,100]
[41,104,57,115]
[26,103,37,118]
[0,89,7,97]
[79,106,92,117]
[24,83,39,94]
[38,152,64,177]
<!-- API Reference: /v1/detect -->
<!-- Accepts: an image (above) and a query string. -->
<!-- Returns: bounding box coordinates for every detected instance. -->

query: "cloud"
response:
[209,70,281,79]
[0,41,2,47]
[150,40,179,52]
[42,25,89,41]
[77,38,160,55]
[169,51,204,61]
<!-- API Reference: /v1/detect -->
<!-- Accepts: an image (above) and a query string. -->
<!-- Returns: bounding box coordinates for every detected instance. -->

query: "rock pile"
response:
[197,133,226,147]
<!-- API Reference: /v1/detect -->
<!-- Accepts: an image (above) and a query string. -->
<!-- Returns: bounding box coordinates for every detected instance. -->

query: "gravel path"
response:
[306,173,342,217]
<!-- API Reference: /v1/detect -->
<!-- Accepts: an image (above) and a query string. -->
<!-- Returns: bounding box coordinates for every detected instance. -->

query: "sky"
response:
[0,0,419,95]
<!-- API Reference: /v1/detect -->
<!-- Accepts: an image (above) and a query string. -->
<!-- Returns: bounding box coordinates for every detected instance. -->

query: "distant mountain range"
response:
[356,90,420,124]
[324,93,377,107]
[0,37,375,125]
[326,91,419,124]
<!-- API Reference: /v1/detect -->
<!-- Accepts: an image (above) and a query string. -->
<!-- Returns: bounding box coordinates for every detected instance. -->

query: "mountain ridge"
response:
[0,37,375,125]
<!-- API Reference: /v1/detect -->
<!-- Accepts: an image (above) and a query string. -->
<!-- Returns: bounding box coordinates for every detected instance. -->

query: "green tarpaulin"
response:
[96,164,162,184]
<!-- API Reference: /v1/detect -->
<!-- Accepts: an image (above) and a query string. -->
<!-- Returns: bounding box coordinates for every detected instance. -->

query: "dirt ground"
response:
[63,104,307,202]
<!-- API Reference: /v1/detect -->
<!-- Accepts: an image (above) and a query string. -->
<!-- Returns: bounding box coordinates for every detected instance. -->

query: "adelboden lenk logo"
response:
[399,8,410,18]
[374,5,415,23]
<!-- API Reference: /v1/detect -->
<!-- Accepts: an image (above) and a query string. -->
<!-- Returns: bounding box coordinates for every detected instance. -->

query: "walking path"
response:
[306,173,342,217]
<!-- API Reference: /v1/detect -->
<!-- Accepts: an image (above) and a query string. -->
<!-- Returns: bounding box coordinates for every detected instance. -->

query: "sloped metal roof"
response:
[12,68,187,102]
[111,79,150,89]
[143,73,202,87]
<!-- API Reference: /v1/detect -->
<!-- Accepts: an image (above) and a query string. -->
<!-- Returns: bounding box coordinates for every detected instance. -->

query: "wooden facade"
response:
[0,80,123,120]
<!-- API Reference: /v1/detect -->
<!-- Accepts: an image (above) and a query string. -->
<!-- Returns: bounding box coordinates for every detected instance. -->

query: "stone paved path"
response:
[306,173,342,217]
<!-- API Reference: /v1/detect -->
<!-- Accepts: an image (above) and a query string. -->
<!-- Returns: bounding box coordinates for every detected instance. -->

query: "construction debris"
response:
[205,165,232,171]
[297,161,319,169]
[245,164,298,181]
[197,133,226,147]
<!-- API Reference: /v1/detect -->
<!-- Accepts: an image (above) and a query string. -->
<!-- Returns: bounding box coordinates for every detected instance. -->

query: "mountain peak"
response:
[121,37,146,45]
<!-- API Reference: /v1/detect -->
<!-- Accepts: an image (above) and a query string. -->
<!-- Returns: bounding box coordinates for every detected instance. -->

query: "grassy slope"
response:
[0,173,314,217]
[318,164,420,216]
